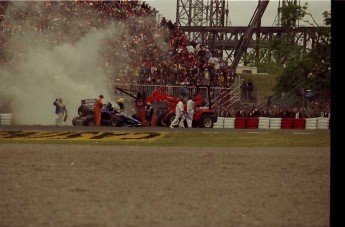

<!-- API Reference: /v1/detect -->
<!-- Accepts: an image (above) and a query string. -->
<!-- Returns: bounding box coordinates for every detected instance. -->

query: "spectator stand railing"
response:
[211,83,241,110]
[257,81,305,108]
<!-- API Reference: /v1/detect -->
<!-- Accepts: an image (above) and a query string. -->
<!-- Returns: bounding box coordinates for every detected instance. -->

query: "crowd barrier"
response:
[214,117,330,130]
[0,113,330,129]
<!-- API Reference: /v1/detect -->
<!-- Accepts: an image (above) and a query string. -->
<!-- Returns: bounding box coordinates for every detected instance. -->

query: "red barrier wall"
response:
[235,117,246,129]
[246,117,259,129]
[293,118,306,129]
[281,118,294,129]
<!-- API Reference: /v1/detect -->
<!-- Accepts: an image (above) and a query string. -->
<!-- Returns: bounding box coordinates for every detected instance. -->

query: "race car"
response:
[72,99,143,127]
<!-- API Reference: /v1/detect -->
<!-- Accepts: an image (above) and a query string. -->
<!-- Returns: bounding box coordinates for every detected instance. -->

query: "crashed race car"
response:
[72,98,143,127]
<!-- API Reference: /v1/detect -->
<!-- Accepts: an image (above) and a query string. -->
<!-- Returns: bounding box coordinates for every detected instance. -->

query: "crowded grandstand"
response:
[0,1,330,124]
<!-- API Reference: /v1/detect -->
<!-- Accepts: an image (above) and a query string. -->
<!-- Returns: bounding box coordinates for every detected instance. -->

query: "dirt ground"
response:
[0,144,329,227]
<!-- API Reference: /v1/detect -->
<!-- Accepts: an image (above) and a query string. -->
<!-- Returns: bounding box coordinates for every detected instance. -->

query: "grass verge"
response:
[0,130,330,147]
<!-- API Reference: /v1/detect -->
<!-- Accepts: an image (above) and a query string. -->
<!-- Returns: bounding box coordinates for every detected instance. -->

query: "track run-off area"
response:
[0,124,331,227]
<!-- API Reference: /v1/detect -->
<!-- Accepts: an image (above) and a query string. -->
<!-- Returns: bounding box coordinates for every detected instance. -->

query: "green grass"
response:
[239,73,279,102]
[0,131,330,147]
[159,131,329,147]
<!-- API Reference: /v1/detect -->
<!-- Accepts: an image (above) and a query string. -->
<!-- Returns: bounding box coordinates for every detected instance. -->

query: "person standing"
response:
[170,97,185,128]
[266,96,272,108]
[94,95,104,127]
[144,102,154,126]
[186,96,195,128]
[240,79,247,102]
[53,98,67,126]
[247,79,254,101]
[117,97,125,112]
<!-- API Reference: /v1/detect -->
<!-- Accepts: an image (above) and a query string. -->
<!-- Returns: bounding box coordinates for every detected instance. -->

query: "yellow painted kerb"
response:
[0,131,166,141]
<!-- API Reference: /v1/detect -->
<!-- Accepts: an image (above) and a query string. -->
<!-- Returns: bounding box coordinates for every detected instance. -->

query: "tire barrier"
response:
[281,118,294,129]
[214,116,329,130]
[235,117,247,129]
[0,114,12,125]
[258,117,270,129]
[246,117,259,129]
[213,117,224,128]
[293,118,306,129]
[223,117,235,129]
[305,118,317,130]
[317,117,330,129]
[269,118,282,130]
[0,112,330,130]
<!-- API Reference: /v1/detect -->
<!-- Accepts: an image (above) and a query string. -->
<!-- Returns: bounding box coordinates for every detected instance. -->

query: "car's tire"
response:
[85,119,95,126]
[72,116,82,126]
[82,115,95,126]
[156,115,165,127]
[78,105,91,117]
[199,115,214,128]
[111,116,122,127]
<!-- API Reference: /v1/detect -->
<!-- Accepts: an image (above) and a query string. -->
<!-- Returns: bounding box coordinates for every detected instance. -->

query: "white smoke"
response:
[0,2,126,125]
[1,29,115,125]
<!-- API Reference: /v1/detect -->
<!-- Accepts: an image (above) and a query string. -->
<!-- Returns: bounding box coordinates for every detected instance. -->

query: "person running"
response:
[170,97,185,128]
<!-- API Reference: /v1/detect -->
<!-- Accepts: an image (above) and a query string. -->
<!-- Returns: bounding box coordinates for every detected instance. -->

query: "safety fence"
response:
[213,117,330,130]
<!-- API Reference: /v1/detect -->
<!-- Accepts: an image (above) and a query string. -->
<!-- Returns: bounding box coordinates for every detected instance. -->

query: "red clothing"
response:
[193,93,203,107]
[94,97,103,126]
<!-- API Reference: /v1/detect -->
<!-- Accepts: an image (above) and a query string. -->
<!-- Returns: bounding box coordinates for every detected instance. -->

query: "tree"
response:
[245,2,331,100]
[246,2,310,73]
[275,9,331,99]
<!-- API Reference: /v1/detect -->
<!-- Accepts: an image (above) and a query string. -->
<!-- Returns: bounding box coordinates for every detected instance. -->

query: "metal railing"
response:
[257,81,305,108]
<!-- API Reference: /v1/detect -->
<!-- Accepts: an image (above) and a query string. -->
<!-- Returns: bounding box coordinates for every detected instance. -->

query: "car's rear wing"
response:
[81,99,97,106]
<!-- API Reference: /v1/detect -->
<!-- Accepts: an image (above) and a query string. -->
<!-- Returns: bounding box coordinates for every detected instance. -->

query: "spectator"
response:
[219,107,227,117]
[247,79,254,101]
[240,79,247,102]
[136,91,142,101]
[180,86,189,97]
[235,106,246,117]
[160,17,166,27]
[260,108,271,117]
[250,106,260,117]
[266,96,272,108]
[141,91,147,102]
[320,106,331,118]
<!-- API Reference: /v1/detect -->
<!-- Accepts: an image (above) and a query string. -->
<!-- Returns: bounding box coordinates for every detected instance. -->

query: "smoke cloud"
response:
[0,2,129,125]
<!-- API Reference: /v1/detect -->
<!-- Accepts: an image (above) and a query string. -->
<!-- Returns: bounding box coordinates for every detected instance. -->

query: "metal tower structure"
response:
[176,0,322,70]
[176,0,231,56]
